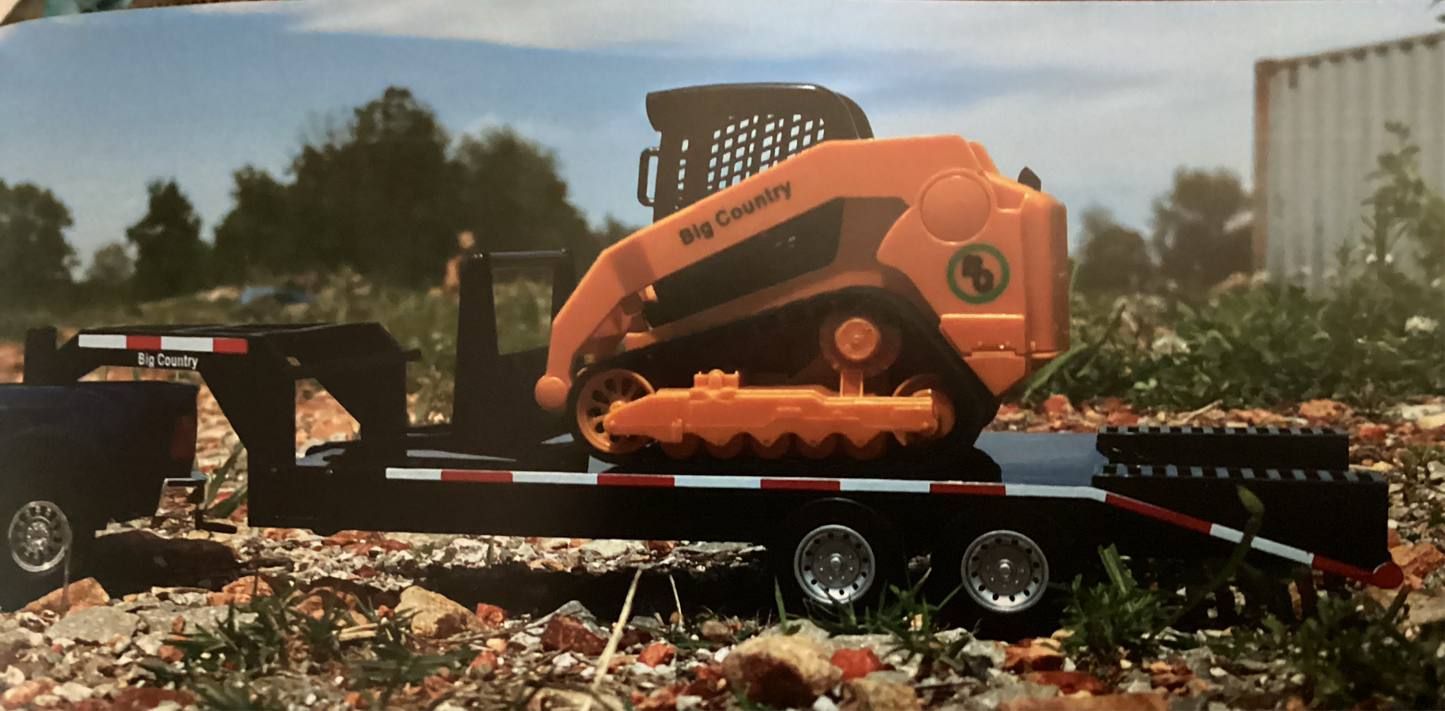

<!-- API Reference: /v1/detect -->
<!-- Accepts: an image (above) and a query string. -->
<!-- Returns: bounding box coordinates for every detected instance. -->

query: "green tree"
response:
[1073,206,1154,294]
[290,86,461,287]
[454,127,607,273]
[583,215,637,264]
[214,86,629,288]
[213,166,293,284]
[216,86,461,287]
[84,241,134,289]
[0,179,77,307]
[127,179,210,300]
[455,128,587,252]
[1150,168,1253,294]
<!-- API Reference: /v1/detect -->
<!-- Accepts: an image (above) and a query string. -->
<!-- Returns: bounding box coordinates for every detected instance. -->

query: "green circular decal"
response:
[946,243,1010,304]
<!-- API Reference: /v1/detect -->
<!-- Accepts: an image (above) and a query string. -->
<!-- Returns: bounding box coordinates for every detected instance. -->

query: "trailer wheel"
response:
[930,512,1074,639]
[8,501,75,575]
[959,530,1050,613]
[771,499,906,612]
[0,446,102,612]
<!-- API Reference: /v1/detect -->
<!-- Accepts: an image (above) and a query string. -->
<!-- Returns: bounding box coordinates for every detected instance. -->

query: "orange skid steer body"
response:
[533,85,1069,462]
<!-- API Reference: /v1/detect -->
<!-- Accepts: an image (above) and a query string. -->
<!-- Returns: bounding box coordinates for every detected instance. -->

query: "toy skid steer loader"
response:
[531,83,1069,465]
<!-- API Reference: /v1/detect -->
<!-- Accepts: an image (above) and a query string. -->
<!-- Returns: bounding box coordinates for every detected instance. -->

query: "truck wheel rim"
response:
[8,501,73,574]
[962,530,1048,613]
[794,524,875,605]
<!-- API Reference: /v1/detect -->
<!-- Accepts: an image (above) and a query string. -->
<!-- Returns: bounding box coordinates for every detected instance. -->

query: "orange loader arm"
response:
[534,135,1002,413]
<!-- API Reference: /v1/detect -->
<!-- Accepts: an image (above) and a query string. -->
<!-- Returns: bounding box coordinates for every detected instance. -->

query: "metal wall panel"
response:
[1255,31,1445,293]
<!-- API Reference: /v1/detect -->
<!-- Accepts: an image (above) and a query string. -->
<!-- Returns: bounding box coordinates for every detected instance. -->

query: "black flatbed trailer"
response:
[5,252,1401,629]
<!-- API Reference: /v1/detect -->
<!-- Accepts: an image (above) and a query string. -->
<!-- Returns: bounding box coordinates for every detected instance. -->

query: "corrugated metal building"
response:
[1254,30,1445,292]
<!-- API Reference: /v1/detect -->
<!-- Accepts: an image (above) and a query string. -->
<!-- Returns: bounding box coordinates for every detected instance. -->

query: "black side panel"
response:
[644,83,871,221]
[1096,426,1348,471]
[1093,464,1388,570]
[22,327,58,385]
[644,199,846,326]
[276,462,1004,553]
[451,253,578,458]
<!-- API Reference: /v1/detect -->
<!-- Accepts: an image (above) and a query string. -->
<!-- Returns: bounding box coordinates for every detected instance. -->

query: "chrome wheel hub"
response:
[8,501,72,574]
[795,524,875,605]
[962,530,1048,613]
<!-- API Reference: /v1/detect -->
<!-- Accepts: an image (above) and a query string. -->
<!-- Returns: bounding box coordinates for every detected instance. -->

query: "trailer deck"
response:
[251,424,1398,591]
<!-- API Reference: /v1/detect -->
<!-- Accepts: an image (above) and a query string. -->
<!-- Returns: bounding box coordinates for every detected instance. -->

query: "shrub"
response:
[1029,269,1444,410]
[1026,127,1445,411]
[1062,487,1265,668]
[1212,590,1445,710]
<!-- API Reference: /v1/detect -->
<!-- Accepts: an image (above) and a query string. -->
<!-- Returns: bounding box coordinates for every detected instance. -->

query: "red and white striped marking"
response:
[78,334,248,354]
[384,466,1402,588]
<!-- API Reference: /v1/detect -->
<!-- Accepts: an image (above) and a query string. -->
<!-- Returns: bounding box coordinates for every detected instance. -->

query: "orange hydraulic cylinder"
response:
[602,370,938,448]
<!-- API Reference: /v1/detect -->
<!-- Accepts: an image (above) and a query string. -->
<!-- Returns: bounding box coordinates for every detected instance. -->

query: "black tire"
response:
[0,445,104,612]
[769,498,908,616]
[928,509,1077,641]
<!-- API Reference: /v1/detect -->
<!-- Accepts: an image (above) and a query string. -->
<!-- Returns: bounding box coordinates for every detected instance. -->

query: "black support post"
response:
[22,327,58,385]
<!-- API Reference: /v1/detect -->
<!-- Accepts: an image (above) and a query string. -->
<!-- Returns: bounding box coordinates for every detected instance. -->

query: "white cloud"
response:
[275,0,1438,74]
[152,0,1445,245]
[260,0,1440,238]
[864,65,1258,241]
[186,0,312,15]
[281,0,692,49]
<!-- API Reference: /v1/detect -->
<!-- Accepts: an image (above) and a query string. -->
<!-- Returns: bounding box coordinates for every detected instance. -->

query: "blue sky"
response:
[0,0,1439,276]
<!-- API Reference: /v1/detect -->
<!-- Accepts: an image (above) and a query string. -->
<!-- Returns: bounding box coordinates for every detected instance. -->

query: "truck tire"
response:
[929,510,1076,640]
[0,445,104,612]
[770,498,907,615]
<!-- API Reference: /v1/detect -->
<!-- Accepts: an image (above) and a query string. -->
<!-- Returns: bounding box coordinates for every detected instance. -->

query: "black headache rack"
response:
[450,250,577,460]
[1091,426,1388,570]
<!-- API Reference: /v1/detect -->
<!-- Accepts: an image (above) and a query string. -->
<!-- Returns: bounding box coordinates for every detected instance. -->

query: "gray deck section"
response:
[975,432,1103,486]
